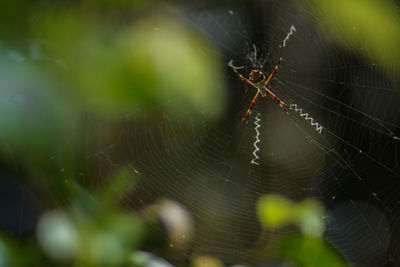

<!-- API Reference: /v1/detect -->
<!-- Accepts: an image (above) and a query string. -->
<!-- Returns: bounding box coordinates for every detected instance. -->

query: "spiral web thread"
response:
[250,111,261,165]
[290,104,323,134]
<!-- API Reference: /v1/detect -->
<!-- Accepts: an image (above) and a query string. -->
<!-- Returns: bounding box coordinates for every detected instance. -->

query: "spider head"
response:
[249,70,265,84]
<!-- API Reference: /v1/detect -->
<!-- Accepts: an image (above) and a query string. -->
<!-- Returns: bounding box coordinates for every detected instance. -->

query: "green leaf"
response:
[98,166,139,208]
[278,234,347,267]
[295,199,326,237]
[307,0,400,72]
[257,194,295,229]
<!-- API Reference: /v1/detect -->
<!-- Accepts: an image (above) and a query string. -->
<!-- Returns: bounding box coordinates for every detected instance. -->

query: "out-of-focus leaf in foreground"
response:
[257,194,294,229]
[257,195,346,266]
[35,12,226,118]
[37,169,144,266]
[0,57,79,175]
[0,5,227,197]
[295,199,325,238]
[129,251,174,267]
[0,236,14,267]
[257,194,325,237]
[192,255,225,267]
[307,0,400,72]
[278,234,347,267]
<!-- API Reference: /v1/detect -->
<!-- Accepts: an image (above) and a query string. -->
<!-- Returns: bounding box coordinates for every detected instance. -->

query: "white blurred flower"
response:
[37,211,79,261]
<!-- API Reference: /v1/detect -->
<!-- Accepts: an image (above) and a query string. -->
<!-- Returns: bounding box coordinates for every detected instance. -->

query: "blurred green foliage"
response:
[308,0,400,71]
[257,195,347,266]
[0,0,226,200]
[257,194,325,237]
[1,168,145,267]
[257,194,294,230]
[31,10,226,116]
[278,234,346,267]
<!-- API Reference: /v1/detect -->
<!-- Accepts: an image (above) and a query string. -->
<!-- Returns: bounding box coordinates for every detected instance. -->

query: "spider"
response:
[231,57,291,124]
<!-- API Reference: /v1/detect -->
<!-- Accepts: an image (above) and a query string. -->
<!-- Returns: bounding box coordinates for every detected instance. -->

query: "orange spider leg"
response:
[263,57,291,115]
[264,87,290,115]
[232,68,257,88]
[242,91,261,124]
[231,68,263,123]
[264,57,283,87]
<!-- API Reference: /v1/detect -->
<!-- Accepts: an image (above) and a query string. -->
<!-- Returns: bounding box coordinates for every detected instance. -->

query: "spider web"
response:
[90,1,400,266]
